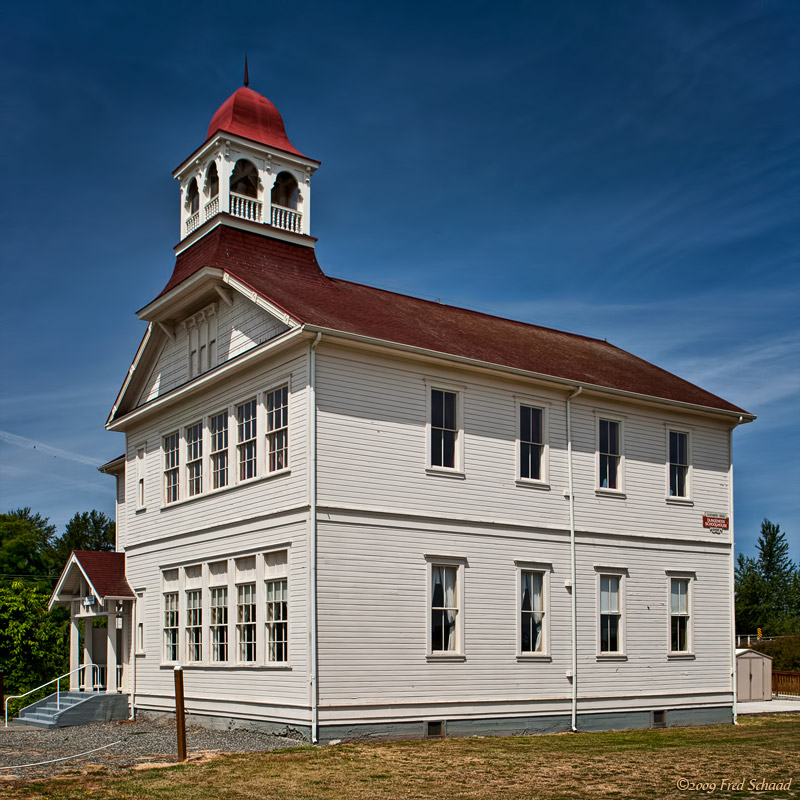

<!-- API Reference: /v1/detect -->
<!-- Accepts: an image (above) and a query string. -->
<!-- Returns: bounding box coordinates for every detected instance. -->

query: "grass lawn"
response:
[2,715,798,800]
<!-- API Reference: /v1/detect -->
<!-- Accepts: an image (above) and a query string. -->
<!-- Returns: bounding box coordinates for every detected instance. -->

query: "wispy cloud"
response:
[0,430,101,467]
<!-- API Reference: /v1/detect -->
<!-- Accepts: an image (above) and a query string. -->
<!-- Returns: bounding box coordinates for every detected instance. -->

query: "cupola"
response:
[173,75,320,248]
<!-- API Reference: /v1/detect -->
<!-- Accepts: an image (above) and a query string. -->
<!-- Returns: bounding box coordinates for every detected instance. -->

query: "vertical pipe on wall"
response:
[309,332,322,743]
[729,418,742,724]
[566,385,582,732]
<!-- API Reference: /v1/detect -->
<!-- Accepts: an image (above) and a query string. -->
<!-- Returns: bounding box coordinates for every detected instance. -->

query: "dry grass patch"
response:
[2,715,799,800]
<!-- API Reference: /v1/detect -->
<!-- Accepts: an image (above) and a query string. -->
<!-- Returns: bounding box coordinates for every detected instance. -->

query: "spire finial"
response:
[244,55,249,87]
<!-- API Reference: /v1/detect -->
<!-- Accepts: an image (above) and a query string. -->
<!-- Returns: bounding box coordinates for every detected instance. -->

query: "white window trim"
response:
[185,420,204,499]
[135,444,147,512]
[514,560,552,660]
[235,395,259,487]
[424,379,466,478]
[264,547,290,665]
[514,396,550,489]
[594,411,626,496]
[162,431,181,506]
[134,589,146,656]
[424,554,467,660]
[161,570,180,665]
[594,566,627,659]
[264,376,292,477]
[664,426,693,504]
[666,571,695,658]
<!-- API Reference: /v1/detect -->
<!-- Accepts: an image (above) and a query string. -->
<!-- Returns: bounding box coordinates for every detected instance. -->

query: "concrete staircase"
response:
[14,691,129,729]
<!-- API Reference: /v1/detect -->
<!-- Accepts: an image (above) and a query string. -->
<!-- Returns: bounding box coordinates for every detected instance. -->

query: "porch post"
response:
[69,615,80,691]
[82,620,93,691]
[107,613,118,693]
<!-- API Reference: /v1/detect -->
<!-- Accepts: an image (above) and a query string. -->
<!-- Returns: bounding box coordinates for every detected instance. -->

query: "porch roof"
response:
[49,550,134,610]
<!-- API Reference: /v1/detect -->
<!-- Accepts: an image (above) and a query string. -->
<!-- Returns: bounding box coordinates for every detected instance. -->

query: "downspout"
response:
[729,416,742,724]
[130,597,136,720]
[309,332,322,743]
[566,385,582,732]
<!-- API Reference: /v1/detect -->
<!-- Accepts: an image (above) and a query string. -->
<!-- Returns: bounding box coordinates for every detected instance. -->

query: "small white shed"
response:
[736,648,773,702]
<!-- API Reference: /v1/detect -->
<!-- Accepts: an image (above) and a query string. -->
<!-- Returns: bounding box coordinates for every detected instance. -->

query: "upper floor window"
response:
[598,418,622,490]
[519,404,544,481]
[186,422,203,497]
[230,159,258,198]
[136,445,146,510]
[210,411,229,490]
[266,385,289,472]
[163,432,180,504]
[668,431,690,498]
[429,387,460,471]
[185,178,199,215]
[271,171,299,209]
[237,399,258,481]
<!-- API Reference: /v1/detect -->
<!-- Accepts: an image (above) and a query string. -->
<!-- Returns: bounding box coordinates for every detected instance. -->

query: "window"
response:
[210,586,229,663]
[266,385,289,473]
[430,388,459,470]
[136,446,146,510]
[599,574,622,653]
[206,161,219,199]
[670,578,690,652]
[163,432,180,504]
[186,307,218,379]
[230,159,259,198]
[520,570,545,653]
[598,418,621,490]
[135,589,146,655]
[271,171,299,209]
[186,422,203,497]
[519,405,544,481]
[265,550,288,662]
[186,178,199,215]
[237,399,257,481]
[237,583,257,662]
[430,565,458,653]
[186,589,202,662]
[163,592,179,662]
[210,411,229,489]
[668,431,689,498]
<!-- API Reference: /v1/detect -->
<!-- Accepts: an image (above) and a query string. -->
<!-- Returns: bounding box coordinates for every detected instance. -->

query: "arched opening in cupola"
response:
[230,159,259,198]
[205,162,219,199]
[271,172,299,210]
[185,178,200,214]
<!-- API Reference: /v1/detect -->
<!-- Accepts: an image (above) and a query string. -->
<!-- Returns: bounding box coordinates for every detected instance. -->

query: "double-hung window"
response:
[265,550,289,663]
[163,432,180,504]
[429,386,462,471]
[668,431,689,498]
[186,422,203,497]
[210,411,229,489]
[210,586,228,662]
[520,570,545,653]
[429,563,460,654]
[266,385,289,473]
[185,588,202,662]
[670,578,690,653]
[519,404,544,482]
[237,399,257,481]
[237,583,256,662]
[598,418,622,491]
[599,574,623,653]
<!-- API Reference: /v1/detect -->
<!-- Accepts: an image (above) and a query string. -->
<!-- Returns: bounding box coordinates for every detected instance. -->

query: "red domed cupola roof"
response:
[206,87,308,158]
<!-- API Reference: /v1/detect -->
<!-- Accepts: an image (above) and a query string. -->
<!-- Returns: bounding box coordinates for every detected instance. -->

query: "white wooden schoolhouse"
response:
[48,79,755,741]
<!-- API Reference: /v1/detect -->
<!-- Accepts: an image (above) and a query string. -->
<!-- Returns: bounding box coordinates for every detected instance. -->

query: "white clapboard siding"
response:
[315,513,732,723]
[315,346,731,545]
[125,516,309,719]
[135,294,289,407]
[122,347,309,549]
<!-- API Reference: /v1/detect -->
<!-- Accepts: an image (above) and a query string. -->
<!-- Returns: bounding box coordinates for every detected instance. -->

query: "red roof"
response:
[73,551,134,599]
[206,87,307,158]
[163,225,749,415]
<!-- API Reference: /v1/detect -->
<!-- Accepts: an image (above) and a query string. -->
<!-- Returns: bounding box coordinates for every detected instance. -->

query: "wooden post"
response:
[174,666,187,762]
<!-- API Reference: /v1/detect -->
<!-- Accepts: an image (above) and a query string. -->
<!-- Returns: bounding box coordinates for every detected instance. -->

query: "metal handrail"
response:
[4,664,100,727]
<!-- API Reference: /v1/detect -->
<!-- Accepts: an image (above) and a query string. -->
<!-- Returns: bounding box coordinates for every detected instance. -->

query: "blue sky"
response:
[1,0,798,561]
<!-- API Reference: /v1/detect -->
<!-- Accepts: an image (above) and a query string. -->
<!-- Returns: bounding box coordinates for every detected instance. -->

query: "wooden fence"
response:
[772,671,800,697]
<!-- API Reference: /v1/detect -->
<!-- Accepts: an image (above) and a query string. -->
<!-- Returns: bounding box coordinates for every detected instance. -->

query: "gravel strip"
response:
[0,716,306,781]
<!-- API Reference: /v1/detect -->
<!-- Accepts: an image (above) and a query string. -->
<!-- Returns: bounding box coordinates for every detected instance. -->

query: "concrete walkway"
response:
[737,699,800,714]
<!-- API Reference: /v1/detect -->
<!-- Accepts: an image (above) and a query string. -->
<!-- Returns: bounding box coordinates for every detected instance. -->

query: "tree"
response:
[735,518,799,636]
[52,510,115,571]
[0,508,57,583]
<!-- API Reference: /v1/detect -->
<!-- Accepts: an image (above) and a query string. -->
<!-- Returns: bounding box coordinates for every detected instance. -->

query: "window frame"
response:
[514,396,550,488]
[595,567,627,658]
[515,561,552,659]
[424,555,466,660]
[667,572,695,657]
[185,421,203,498]
[595,412,625,495]
[236,397,259,484]
[265,549,289,664]
[163,431,180,505]
[135,444,147,511]
[665,427,693,502]
[134,589,146,656]
[162,569,180,664]
[185,587,203,663]
[424,380,465,477]
[265,383,290,475]
[209,409,230,491]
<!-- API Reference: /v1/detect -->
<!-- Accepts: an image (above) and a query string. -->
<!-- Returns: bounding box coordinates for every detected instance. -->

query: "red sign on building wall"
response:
[703,515,729,530]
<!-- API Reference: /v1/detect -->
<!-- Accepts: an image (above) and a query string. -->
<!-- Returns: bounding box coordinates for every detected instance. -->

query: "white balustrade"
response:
[230,193,263,222]
[204,196,219,220]
[270,204,302,233]
[185,211,200,234]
